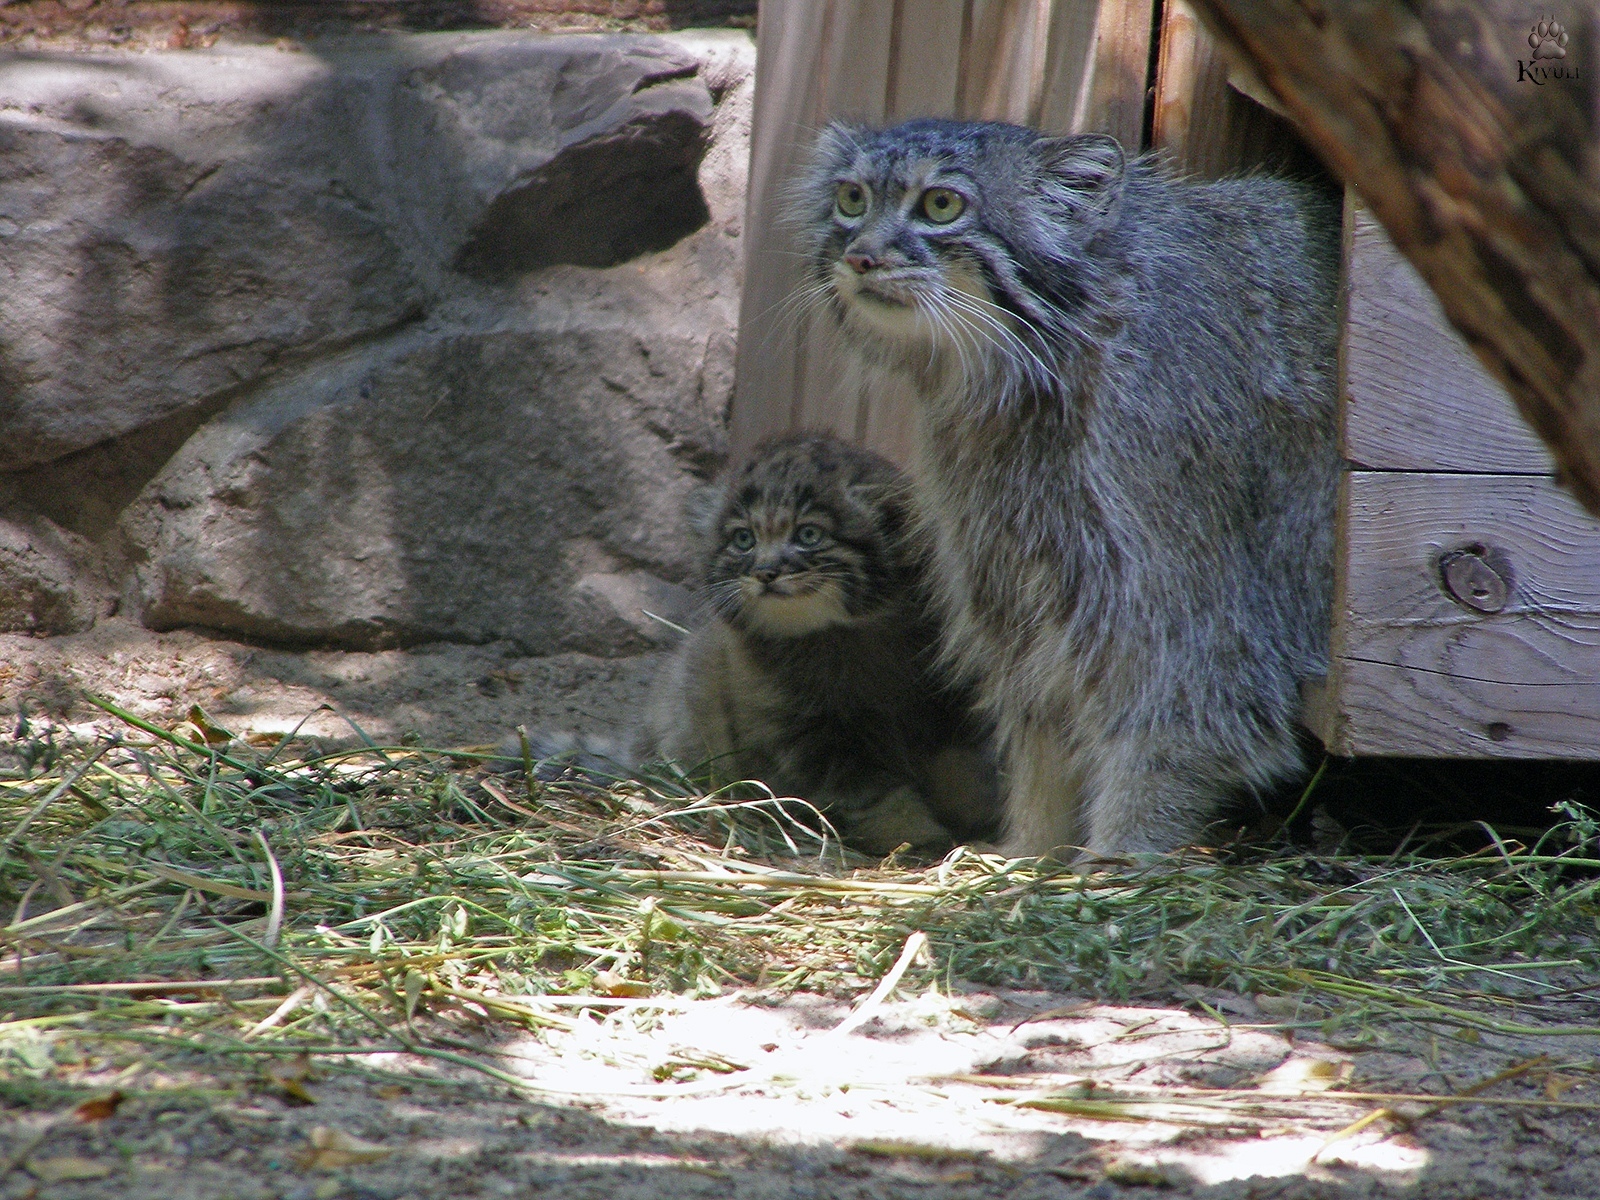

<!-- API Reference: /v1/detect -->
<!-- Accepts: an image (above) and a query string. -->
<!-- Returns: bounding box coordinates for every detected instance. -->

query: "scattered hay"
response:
[2,695,1599,1109]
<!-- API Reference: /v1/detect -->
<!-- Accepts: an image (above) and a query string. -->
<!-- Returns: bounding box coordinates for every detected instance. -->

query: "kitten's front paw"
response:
[843,786,953,856]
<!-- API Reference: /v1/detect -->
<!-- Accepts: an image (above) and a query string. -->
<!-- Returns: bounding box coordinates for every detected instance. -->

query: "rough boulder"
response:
[0,30,753,653]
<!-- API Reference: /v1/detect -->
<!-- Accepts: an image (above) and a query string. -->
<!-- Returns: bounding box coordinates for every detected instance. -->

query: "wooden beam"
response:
[1187,0,1600,516]
[1318,470,1600,758]
[1343,201,1552,473]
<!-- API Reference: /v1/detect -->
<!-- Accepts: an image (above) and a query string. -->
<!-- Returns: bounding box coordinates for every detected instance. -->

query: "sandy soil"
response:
[0,617,664,752]
[2,984,1598,1200]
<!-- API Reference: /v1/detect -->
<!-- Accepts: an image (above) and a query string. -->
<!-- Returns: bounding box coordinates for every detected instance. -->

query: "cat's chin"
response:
[833,270,1000,369]
[837,289,939,350]
[741,585,854,637]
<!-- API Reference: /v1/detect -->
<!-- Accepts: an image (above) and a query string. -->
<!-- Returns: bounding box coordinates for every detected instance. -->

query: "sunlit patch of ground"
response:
[491,987,1432,1190]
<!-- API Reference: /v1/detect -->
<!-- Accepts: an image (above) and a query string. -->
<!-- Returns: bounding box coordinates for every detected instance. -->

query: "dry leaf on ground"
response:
[72,1091,124,1122]
[26,1155,115,1182]
[296,1125,394,1170]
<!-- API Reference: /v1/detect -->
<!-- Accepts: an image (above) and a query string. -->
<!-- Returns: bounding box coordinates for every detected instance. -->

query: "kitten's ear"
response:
[1033,134,1127,226]
[848,478,913,535]
[684,483,728,539]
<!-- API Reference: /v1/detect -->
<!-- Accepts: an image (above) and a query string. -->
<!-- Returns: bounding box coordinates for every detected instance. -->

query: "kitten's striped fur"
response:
[798,119,1340,859]
[636,432,998,855]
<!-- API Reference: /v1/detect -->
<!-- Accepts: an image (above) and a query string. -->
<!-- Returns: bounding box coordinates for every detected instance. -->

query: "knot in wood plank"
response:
[1439,546,1514,613]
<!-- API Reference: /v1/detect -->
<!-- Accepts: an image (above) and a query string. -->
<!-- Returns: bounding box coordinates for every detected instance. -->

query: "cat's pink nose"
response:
[752,565,780,583]
[844,251,879,274]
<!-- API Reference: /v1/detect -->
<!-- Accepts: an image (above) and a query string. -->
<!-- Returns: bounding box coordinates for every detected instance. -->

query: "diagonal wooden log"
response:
[1187,0,1600,515]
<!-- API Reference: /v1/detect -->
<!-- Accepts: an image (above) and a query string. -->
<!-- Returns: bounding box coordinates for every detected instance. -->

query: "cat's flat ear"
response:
[1033,134,1127,224]
[814,121,867,167]
[684,483,728,539]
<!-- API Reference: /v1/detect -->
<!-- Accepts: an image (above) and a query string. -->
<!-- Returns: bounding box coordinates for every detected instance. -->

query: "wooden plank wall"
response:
[1149,0,1318,179]
[1310,204,1600,759]
[730,0,1156,465]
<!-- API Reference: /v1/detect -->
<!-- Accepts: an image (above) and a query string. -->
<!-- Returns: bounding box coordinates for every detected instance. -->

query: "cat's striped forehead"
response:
[821,119,1033,184]
[838,147,955,199]
[726,434,900,521]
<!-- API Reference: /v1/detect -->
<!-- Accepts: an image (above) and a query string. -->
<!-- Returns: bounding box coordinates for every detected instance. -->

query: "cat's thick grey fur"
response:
[797,119,1340,858]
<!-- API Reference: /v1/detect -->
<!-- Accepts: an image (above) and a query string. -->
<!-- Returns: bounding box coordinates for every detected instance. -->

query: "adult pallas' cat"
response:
[636,432,998,855]
[797,119,1340,859]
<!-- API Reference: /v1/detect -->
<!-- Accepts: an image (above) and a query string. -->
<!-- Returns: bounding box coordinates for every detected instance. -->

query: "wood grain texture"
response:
[731,0,1155,465]
[1320,655,1600,758]
[886,0,967,118]
[1073,0,1155,150]
[1317,470,1600,758]
[1339,473,1600,623]
[728,0,856,459]
[1187,0,1600,515]
[961,0,1054,125]
[1343,202,1553,473]
[1149,0,1317,178]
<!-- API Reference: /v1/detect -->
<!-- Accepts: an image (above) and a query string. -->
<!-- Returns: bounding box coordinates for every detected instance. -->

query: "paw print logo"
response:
[1528,16,1569,59]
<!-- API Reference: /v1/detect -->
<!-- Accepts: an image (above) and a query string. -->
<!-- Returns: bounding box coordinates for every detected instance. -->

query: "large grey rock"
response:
[393,37,713,278]
[0,32,721,470]
[0,514,106,634]
[111,30,753,655]
[122,306,725,653]
[0,51,422,469]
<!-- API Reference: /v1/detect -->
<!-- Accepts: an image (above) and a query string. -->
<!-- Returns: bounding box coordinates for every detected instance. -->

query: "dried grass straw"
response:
[2,694,1599,1117]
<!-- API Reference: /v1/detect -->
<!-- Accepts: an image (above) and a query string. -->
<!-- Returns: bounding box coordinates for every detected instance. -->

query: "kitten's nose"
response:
[844,250,880,274]
[752,565,780,584]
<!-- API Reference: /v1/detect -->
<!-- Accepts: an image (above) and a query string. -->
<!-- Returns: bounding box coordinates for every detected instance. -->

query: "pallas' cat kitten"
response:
[798,119,1340,859]
[636,432,998,855]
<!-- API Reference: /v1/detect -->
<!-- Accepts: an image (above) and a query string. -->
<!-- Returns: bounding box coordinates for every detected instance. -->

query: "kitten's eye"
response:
[920,187,966,224]
[835,182,868,218]
[729,528,756,552]
[794,524,825,548]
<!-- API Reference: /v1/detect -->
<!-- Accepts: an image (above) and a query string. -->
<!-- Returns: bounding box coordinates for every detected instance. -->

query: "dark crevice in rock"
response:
[0,304,430,545]
[631,62,701,91]
[453,111,710,280]
[0,393,236,544]
[139,612,435,654]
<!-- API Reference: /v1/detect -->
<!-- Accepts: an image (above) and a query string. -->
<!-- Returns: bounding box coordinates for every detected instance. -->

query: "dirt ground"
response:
[0,618,664,753]
[3,982,1599,1200]
[3,622,1600,1199]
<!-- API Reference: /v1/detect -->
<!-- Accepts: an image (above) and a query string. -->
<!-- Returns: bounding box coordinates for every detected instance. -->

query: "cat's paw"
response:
[842,786,954,856]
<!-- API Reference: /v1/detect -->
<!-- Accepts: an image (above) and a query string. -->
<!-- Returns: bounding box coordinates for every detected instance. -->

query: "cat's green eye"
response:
[730,528,756,552]
[835,182,868,218]
[794,523,825,548]
[920,187,966,224]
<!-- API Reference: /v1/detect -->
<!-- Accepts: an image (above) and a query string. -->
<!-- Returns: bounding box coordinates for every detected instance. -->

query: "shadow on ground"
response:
[3,985,1596,1200]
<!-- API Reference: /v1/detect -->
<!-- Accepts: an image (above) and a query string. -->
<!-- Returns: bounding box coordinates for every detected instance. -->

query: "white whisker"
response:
[939,288,1056,392]
[920,293,979,390]
[752,278,837,353]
